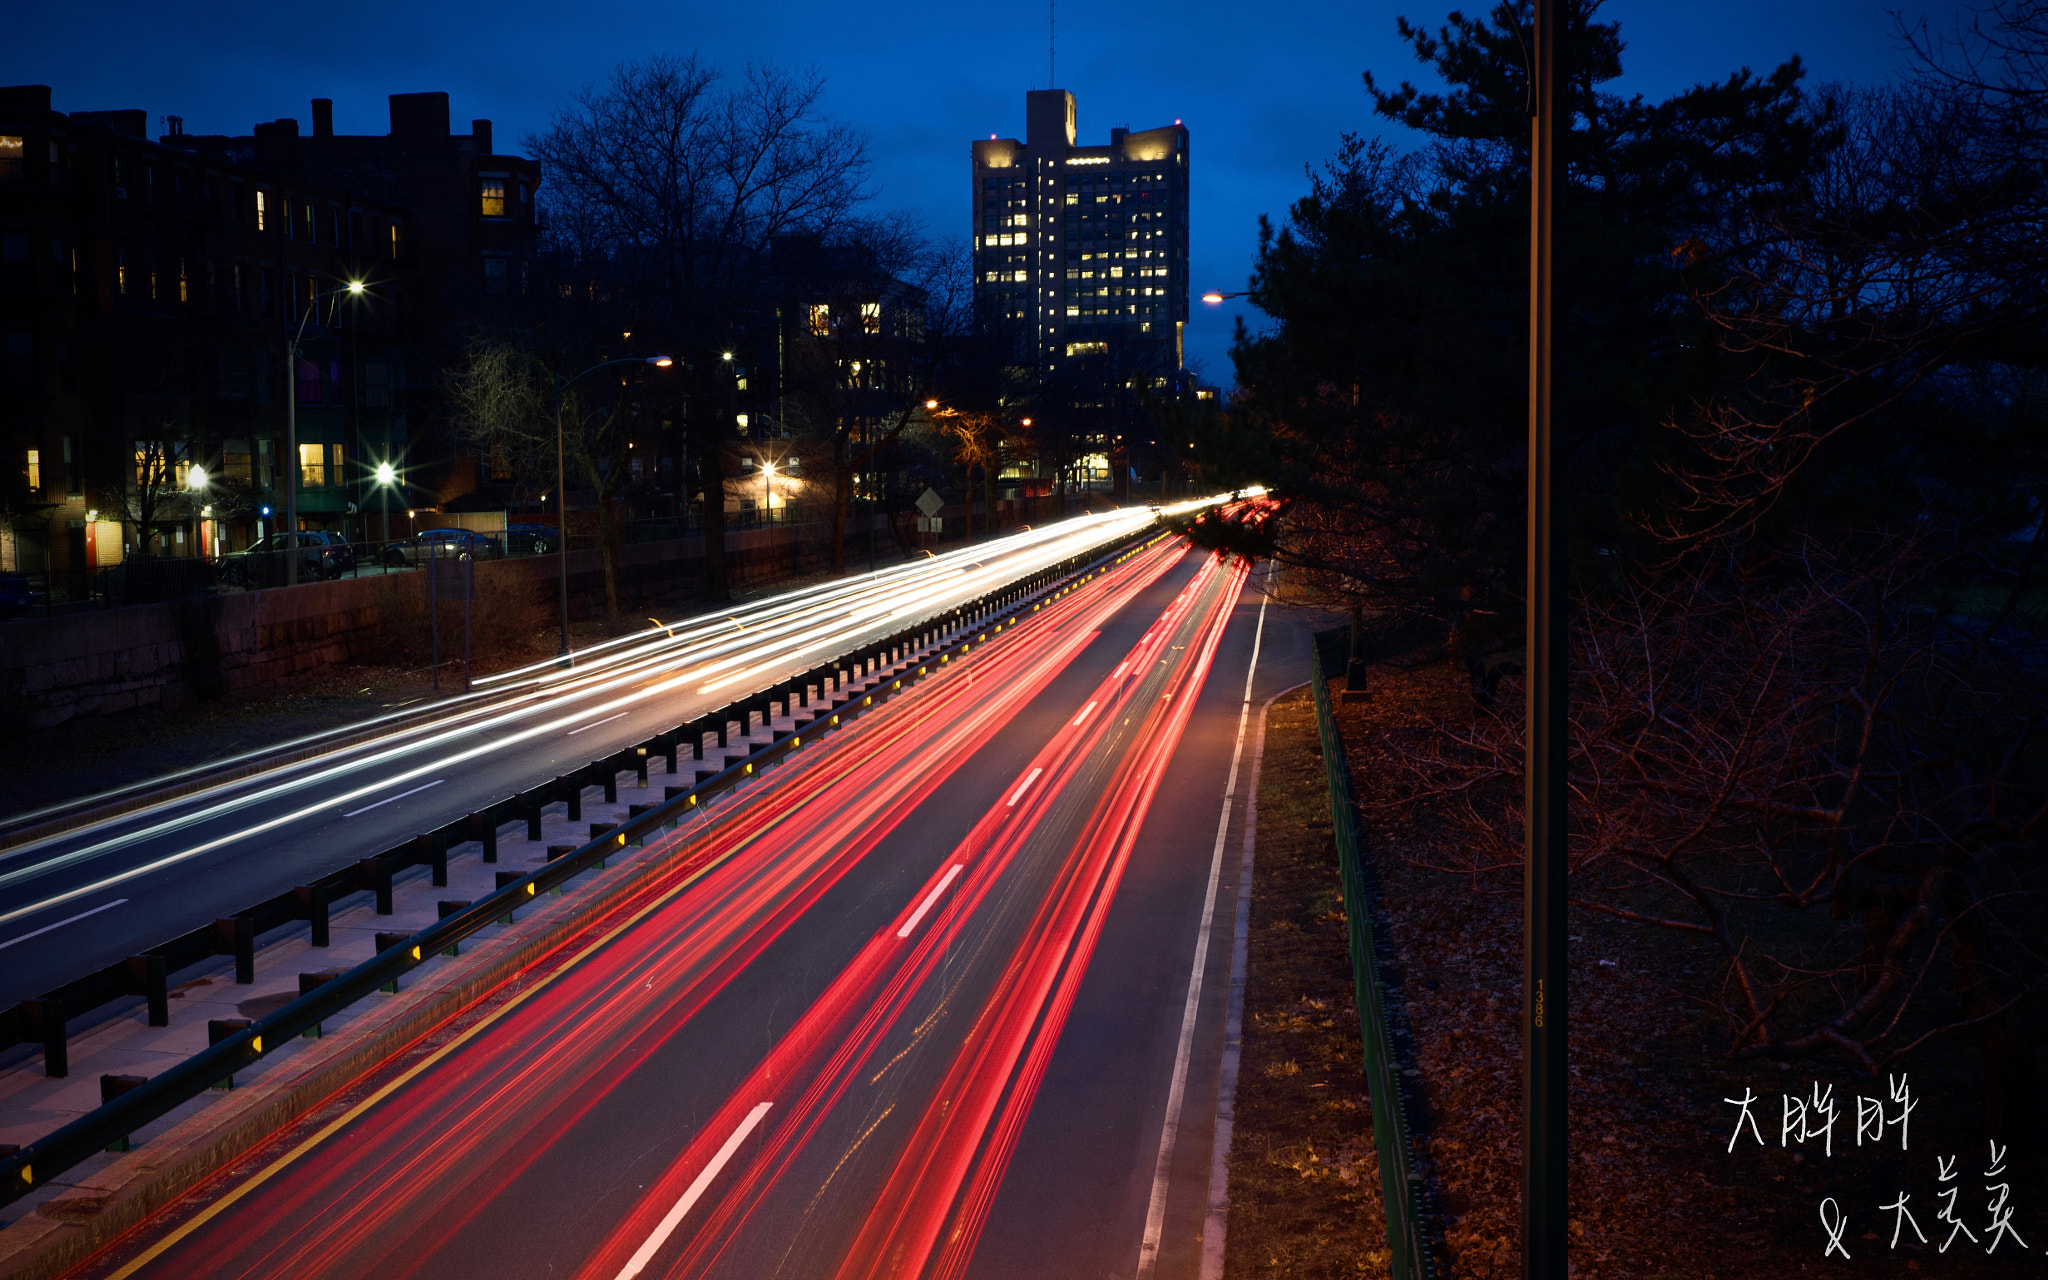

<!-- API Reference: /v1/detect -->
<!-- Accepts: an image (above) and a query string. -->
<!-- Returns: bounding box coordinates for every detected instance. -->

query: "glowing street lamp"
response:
[1200,289,1250,305]
[761,460,776,519]
[372,460,399,548]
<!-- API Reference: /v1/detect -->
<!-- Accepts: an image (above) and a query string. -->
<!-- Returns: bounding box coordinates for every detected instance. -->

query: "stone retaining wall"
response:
[0,523,829,731]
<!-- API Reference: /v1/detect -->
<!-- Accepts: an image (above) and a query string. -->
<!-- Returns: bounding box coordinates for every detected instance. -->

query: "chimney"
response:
[311,98,333,138]
[472,119,493,155]
[388,91,451,139]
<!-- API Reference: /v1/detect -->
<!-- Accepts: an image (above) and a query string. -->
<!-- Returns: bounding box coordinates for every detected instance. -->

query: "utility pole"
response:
[1524,2,1568,1277]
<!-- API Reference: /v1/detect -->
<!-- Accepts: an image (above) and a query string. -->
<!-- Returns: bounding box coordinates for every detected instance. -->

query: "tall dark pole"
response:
[554,385,571,663]
[1524,1,1568,1277]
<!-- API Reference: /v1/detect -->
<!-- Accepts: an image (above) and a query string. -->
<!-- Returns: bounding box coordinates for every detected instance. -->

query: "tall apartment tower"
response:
[972,90,1189,374]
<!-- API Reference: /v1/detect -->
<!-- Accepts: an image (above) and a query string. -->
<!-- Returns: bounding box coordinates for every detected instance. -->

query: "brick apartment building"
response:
[0,85,539,587]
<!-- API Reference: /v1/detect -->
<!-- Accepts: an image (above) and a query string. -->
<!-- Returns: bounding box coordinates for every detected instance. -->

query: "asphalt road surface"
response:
[0,511,1158,1009]
[69,533,1307,1280]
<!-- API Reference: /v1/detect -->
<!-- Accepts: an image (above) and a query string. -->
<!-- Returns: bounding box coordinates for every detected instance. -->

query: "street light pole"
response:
[284,279,364,586]
[1524,2,1568,1277]
[553,355,673,663]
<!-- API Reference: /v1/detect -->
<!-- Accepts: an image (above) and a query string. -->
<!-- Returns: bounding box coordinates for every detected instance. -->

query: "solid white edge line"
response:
[613,1100,774,1280]
[566,711,630,736]
[1006,767,1044,807]
[1073,700,1098,727]
[1200,683,1293,1280]
[896,863,966,939]
[339,778,444,818]
[0,897,129,952]
[1135,581,1266,1280]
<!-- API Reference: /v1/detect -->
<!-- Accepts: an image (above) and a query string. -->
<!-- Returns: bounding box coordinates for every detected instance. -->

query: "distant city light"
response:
[186,464,208,490]
[374,461,397,486]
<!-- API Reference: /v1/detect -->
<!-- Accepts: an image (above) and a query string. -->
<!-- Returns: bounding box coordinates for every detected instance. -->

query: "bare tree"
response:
[529,55,873,601]
[449,341,659,619]
[1364,523,2048,1128]
[766,222,970,571]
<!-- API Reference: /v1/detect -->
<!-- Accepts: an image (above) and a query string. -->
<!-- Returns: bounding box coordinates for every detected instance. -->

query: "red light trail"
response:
[82,537,1255,1280]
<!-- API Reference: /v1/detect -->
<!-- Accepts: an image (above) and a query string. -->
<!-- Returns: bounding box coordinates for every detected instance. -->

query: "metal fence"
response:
[1309,635,1435,1280]
[0,525,1161,1208]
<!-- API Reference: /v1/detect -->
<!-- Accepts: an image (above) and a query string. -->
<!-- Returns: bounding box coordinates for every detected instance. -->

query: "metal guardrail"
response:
[0,526,1164,1207]
[1308,638,1435,1280]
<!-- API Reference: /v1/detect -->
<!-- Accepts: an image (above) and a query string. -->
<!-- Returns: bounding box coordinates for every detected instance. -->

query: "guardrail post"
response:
[294,884,330,946]
[208,1018,251,1088]
[360,856,395,914]
[418,833,447,888]
[214,915,256,983]
[100,1073,147,1150]
[495,871,525,922]
[472,812,498,863]
[125,953,170,1026]
[562,778,583,821]
[524,794,545,841]
[23,998,67,1077]
[660,734,679,773]
[600,764,619,804]
[297,971,340,1037]
[634,747,650,786]
[374,933,409,991]
[436,901,470,955]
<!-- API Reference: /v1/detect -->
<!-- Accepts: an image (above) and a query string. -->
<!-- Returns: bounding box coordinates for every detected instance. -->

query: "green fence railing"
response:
[1309,638,1434,1279]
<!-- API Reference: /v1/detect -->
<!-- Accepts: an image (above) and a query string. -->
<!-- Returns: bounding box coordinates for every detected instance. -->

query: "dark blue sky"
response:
[10,1,1958,385]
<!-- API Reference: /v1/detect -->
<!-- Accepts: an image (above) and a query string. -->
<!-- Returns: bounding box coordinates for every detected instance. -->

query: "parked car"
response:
[382,528,505,567]
[218,531,355,585]
[0,572,33,619]
[504,523,558,556]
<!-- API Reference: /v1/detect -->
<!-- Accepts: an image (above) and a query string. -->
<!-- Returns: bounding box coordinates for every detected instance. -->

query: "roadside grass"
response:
[1225,691,1390,1277]
[1323,656,2031,1279]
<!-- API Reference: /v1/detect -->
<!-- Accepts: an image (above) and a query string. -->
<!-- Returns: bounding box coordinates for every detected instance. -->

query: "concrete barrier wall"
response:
[0,522,835,731]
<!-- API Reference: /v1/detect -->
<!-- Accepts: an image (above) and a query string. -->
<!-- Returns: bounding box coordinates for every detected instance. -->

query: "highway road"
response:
[0,510,1160,1010]
[63,531,1304,1280]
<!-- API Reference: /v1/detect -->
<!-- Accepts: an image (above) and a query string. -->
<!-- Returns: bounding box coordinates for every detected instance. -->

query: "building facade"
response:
[0,84,413,584]
[972,89,1189,376]
[0,85,543,587]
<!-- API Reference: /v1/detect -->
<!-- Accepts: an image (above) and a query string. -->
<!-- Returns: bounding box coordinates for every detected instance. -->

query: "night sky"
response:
[8,0,1963,386]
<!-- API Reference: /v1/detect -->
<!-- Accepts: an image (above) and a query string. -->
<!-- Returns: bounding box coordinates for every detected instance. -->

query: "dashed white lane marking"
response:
[613,1101,775,1280]
[341,779,444,818]
[1007,768,1044,806]
[1072,700,1098,727]
[0,898,129,952]
[897,864,966,939]
[568,711,630,736]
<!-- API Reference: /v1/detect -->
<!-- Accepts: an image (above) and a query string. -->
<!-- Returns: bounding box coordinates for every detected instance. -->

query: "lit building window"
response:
[299,441,327,487]
[809,303,831,336]
[255,189,268,231]
[25,448,40,491]
[861,301,880,334]
[0,135,21,184]
[479,176,507,218]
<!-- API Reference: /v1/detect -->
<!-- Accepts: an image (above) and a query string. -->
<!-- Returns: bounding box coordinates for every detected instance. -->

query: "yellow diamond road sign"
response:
[915,488,945,518]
